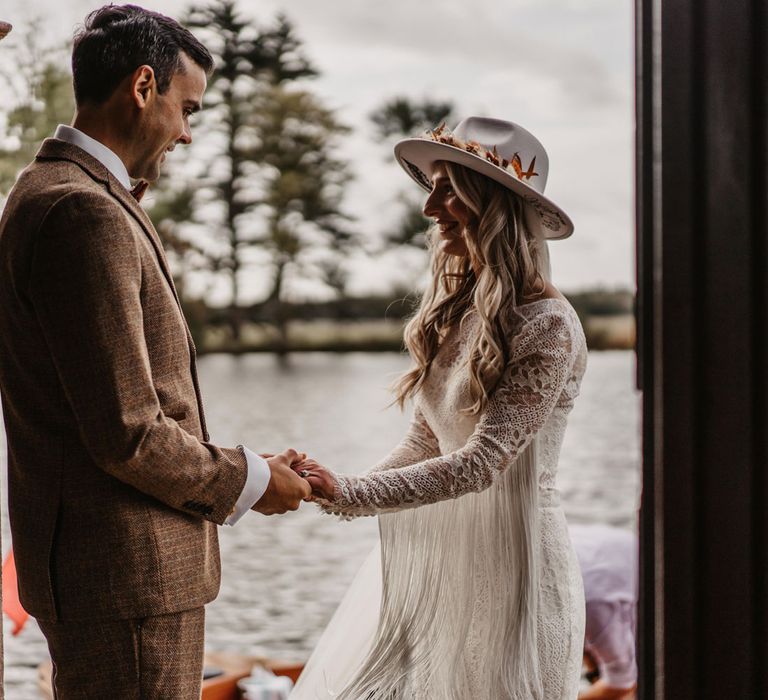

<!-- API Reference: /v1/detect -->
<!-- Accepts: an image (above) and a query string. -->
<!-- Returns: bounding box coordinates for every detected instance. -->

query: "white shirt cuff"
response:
[224,446,271,525]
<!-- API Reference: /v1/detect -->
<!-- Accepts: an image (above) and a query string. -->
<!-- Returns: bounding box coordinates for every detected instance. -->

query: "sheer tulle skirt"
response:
[289,545,382,699]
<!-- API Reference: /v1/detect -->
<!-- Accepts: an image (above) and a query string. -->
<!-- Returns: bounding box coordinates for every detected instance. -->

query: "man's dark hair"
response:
[72,4,214,106]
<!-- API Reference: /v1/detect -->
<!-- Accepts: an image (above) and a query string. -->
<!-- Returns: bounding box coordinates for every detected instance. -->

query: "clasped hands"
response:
[250,448,335,516]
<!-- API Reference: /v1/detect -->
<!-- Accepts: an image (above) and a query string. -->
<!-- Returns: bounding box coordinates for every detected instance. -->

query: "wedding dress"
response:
[291,298,587,700]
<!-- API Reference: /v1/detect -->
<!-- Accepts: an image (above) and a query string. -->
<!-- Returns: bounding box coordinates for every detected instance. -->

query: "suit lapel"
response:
[106,178,182,307]
[99,164,208,437]
[109,182,202,359]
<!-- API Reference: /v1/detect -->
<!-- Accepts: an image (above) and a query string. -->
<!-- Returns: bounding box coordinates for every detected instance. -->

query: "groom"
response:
[0,5,311,697]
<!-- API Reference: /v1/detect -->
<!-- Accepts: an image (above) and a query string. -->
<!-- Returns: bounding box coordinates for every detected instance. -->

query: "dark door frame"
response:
[636,1,768,697]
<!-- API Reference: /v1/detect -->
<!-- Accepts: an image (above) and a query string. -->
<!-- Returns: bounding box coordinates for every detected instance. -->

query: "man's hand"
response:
[252,448,311,515]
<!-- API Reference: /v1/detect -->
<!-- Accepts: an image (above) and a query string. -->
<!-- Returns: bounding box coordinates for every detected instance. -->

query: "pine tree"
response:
[370,97,454,140]
[167,1,353,343]
[0,23,74,194]
[369,97,454,250]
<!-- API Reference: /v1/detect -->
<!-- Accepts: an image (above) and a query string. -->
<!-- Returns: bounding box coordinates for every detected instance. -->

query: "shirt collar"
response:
[53,124,132,191]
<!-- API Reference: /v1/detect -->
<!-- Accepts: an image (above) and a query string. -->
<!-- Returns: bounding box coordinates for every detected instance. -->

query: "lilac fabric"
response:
[570,524,638,689]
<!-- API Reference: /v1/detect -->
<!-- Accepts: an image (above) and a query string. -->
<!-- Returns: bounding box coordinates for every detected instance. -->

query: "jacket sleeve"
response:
[318,311,577,519]
[28,190,247,525]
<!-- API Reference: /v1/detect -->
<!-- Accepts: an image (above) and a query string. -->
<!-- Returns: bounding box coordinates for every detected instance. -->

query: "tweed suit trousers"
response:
[38,607,205,699]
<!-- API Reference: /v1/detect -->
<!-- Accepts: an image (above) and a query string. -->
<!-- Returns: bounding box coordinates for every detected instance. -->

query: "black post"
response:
[634,0,655,696]
[638,0,768,697]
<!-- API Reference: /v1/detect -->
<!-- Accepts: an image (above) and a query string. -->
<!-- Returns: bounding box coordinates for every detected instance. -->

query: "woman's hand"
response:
[293,459,337,501]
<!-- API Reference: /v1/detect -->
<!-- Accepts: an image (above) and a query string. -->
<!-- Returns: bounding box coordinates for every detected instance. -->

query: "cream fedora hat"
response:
[394,116,573,240]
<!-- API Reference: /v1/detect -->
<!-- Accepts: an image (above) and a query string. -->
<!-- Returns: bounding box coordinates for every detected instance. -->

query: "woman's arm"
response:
[311,311,577,518]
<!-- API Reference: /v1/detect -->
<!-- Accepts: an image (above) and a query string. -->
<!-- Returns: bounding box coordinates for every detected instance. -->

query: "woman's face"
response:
[423,162,473,258]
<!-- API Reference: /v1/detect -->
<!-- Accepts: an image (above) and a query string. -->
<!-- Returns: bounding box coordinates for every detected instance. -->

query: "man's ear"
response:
[131,65,155,109]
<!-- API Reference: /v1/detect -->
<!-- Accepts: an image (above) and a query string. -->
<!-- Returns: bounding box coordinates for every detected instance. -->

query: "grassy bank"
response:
[199,315,636,354]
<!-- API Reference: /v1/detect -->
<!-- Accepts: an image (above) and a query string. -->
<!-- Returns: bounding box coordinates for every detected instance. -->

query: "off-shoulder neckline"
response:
[515,296,574,314]
[457,297,579,334]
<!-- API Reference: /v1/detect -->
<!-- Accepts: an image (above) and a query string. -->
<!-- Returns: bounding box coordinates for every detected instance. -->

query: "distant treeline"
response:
[192,288,633,325]
[566,288,635,317]
[181,287,636,353]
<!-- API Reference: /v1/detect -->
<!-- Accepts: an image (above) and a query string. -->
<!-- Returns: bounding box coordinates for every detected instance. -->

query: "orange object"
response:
[3,549,30,635]
[38,654,305,700]
[200,653,305,700]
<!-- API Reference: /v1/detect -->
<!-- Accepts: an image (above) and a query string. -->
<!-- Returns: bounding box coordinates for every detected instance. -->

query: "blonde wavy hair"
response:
[393,160,550,415]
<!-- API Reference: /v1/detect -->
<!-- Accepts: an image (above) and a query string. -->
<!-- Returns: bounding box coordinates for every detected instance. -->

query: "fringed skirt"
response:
[291,448,584,700]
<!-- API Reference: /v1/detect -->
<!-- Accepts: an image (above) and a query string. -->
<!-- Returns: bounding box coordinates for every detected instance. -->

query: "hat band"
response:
[425,123,541,186]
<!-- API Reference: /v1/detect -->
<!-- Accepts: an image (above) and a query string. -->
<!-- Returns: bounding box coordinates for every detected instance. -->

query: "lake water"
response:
[1,350,641,698]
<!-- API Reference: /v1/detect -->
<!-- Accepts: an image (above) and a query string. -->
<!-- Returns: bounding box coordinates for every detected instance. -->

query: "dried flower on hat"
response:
[424,123,539,183]
[511,154,539,181]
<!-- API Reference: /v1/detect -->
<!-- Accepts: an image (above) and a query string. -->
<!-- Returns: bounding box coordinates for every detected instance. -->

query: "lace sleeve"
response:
[366,406,440,474]
[319,310,577,519]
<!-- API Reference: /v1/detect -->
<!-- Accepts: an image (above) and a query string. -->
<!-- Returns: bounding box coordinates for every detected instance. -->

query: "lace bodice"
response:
[320,298,587,518]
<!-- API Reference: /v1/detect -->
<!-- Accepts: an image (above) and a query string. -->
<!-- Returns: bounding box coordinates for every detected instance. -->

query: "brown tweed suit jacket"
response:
[0,139,249,622]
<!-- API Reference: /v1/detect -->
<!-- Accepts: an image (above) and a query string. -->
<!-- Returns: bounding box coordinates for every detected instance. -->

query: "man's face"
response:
[132,52,206,182]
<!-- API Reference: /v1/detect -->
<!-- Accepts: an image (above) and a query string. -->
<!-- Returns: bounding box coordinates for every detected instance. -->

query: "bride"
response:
[292,117,587,700]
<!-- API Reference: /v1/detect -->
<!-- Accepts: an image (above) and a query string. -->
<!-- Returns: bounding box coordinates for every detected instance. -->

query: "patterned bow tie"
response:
[130,181,149,202]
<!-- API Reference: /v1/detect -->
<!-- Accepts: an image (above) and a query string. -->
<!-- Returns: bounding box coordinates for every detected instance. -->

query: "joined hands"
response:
[251,448,312,515]
[250,449,336,514]
[292,458,336,502]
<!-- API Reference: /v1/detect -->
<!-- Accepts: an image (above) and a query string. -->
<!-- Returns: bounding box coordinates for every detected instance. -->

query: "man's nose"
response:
[178,125,192,145]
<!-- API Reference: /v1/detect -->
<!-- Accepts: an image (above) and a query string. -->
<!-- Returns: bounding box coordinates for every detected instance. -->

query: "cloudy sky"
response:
[2,0,634,297]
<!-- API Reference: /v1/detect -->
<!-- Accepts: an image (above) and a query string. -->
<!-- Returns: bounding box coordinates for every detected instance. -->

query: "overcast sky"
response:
[2,0,634,298]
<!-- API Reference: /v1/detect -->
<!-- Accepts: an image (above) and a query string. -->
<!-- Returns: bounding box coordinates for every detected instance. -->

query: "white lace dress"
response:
[291,298,587,700]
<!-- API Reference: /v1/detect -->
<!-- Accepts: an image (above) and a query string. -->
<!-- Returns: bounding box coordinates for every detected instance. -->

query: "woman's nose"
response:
[423,189,442,219]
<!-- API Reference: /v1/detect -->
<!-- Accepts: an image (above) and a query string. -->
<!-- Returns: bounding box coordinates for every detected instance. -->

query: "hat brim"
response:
[394,138,574,241]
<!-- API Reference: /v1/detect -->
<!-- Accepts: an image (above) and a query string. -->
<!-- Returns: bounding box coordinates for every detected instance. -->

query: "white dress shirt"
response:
[53,124,271,524]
